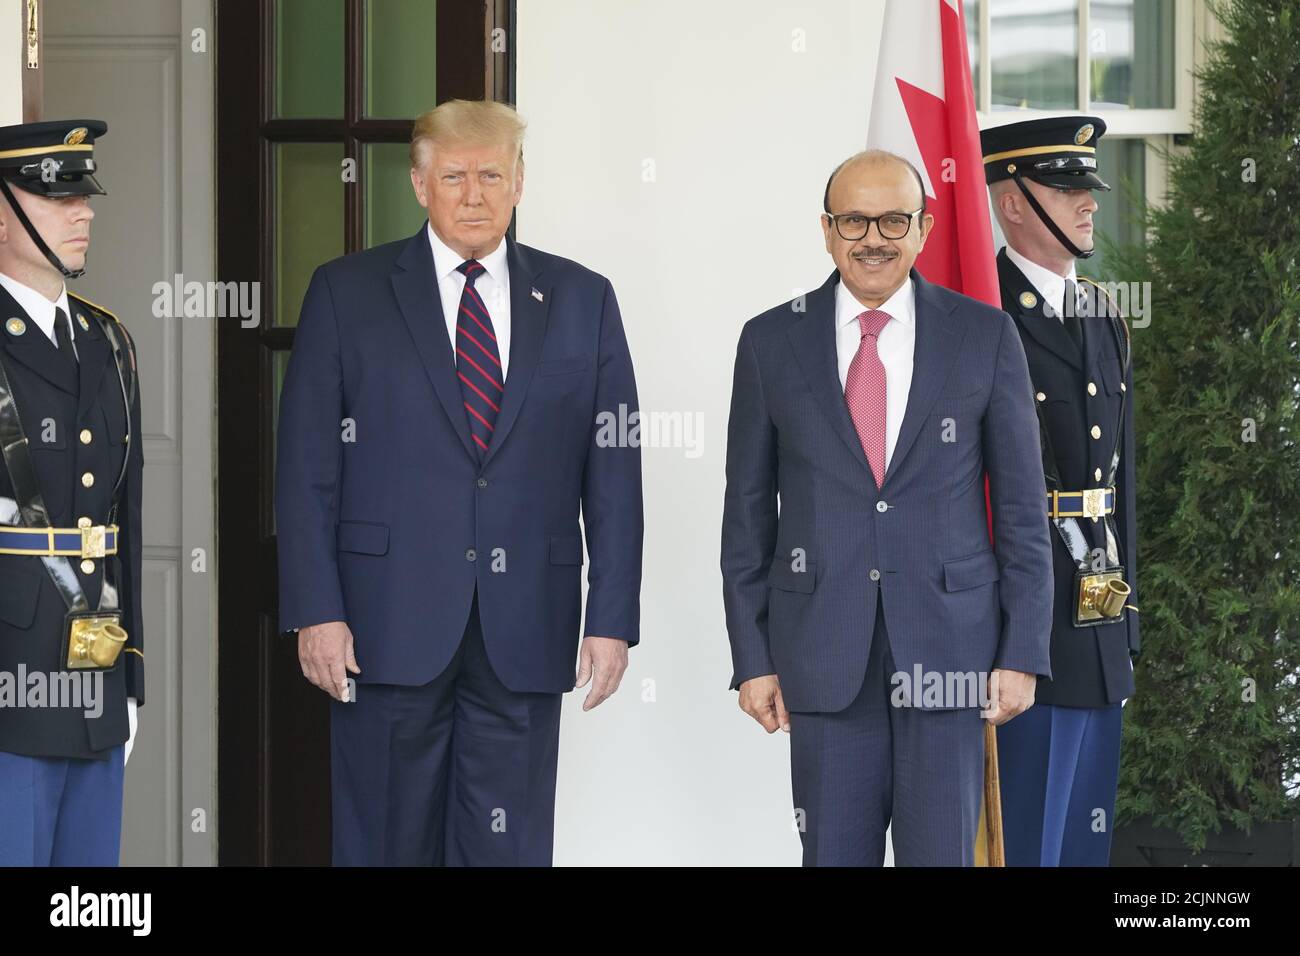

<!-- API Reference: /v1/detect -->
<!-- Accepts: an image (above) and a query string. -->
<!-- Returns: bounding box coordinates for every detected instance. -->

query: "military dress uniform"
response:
[980,117,1138,867]
[0,121,144,866]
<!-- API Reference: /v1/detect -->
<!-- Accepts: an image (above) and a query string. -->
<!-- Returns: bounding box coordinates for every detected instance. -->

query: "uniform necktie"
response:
[454,259,503,458]
[54,307,78,365]
[1062,278,1083,352]
[844,309,892,488]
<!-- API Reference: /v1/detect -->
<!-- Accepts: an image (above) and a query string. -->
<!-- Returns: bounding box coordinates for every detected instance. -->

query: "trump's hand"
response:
[983,668,1036,726]
[298,621,361,701]
[739,674,790,734]
[576,636,628,711]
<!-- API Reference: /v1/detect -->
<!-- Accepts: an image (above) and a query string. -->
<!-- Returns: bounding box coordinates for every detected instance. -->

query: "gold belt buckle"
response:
[80,524,107,559]
[1081,488,1106,521]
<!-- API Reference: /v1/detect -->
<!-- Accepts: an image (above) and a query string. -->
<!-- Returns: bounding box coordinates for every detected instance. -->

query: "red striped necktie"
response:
[454,259,503,458]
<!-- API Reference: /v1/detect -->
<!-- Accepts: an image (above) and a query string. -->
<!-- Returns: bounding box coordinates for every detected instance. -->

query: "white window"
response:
[965,0,1196,275]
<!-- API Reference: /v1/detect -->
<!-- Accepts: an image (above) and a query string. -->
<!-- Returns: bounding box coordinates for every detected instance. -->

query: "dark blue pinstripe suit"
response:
[721,268,1053,865]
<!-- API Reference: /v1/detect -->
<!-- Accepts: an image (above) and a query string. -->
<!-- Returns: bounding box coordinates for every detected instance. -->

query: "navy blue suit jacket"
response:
[276,230,643,693]
[721,268,1053,713]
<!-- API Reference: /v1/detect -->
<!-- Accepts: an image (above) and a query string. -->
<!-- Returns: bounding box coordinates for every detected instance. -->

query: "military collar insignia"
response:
[1019,290,1038,310]
[5,317,26,336]
[77,312,91,331]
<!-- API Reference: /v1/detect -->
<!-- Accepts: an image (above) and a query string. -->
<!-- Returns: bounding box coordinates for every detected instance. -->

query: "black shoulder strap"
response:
[0,353,93,613]
[1078,278,1131,377]
[0,354,53,527]
[72,297,136,511]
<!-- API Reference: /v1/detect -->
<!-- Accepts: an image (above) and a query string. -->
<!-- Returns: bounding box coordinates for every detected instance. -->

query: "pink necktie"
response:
[844,309,891,488]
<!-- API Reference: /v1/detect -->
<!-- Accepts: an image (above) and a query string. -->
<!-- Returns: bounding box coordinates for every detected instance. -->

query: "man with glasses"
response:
[721,150,1052,865]
[981,116,1139,867]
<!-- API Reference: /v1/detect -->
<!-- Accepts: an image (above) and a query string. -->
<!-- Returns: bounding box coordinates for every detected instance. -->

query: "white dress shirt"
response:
[836,276,916,471]
[1006,244,1076,322]
[426,223,511,380]
[0,271,78,359]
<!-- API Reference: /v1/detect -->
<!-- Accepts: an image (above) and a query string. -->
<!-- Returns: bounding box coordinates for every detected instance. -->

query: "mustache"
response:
[851,248,898,259]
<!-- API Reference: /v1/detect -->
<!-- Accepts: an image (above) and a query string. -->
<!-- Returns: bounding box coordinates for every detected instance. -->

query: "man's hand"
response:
[298,621,361,701]
[983,668,1036,726]
[739,674,790,733]
[575,636,628,711]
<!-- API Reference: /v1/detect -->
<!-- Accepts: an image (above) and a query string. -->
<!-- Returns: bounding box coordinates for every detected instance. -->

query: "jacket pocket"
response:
[337,521,390,555]
[0,558,41,628]
[943,550,1000,592]
[537,357,587,377]
[549,534,584,565]
[768,559,817,594]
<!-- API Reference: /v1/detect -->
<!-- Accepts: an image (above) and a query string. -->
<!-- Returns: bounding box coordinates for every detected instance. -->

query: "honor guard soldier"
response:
[980,116,1139,867]
[0,120,143,865]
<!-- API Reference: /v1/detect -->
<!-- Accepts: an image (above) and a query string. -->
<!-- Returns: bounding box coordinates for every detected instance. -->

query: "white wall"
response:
[519,0,886,865]
[1,1,23,124]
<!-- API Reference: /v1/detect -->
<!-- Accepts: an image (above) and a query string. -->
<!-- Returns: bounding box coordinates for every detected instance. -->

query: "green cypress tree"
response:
[1114,0,1300,851]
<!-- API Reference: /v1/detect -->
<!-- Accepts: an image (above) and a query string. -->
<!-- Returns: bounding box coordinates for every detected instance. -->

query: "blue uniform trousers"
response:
[997,701,1123,866]
[0,744,124,866]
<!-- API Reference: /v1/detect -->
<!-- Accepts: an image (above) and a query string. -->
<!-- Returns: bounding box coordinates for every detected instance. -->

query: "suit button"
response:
[80,559,95,574]
[465,548,477,561]
[1094,467,1102,482]
[1090,425,1101,440]
[79,429,93,445]
[869,569,881,582]
[81,472,95,488]
[1035,391,1046,402]
[78,516,92,529]
[476,478,488,489]
[1087,382,1097,396]
[876,500,888,513]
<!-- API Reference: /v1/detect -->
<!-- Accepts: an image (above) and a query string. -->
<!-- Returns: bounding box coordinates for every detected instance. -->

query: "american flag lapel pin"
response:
[531,287,544,302]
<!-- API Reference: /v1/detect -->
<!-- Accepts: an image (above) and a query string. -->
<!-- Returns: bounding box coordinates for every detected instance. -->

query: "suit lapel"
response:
[998,248,1082,371]
[68,299,111,420]
[482,237,549,467]
[787,272,876,483]
[0,282,78,395]
[883,269,964,485]
[390,228,477,462]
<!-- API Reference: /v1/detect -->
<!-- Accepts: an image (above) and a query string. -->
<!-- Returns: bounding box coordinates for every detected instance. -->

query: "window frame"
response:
[971,0,1195,136]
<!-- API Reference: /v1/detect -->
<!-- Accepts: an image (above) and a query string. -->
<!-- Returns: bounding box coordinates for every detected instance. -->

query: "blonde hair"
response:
[410,99,526,171]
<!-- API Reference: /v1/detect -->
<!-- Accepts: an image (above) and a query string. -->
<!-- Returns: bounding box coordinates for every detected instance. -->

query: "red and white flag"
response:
[866,0,998,308]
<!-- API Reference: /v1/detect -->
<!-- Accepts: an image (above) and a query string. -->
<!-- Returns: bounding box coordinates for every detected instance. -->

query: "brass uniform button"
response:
[1035,391,1046,402]
[79,429,93,445]
[80,559,95,574]
[81,472,95,488]
[1087,382,1097,396]
[78,516,92,529]
[1094,468,1102,482]
[1090,425,1101,440]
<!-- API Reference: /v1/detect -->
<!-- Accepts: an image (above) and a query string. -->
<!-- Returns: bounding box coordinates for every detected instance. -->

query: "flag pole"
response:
[983,721,1006,866]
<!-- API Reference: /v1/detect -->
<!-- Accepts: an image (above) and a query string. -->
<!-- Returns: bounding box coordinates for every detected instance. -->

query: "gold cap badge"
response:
[1075,124,1094,146]
[64,127,89,146]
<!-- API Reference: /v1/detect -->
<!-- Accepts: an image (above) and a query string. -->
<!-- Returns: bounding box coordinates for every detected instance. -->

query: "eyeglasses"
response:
[824,208,924,241]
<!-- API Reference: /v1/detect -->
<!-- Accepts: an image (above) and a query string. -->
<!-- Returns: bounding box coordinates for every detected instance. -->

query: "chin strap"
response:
[1010,170,1093,260]
[0,179,86,279]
